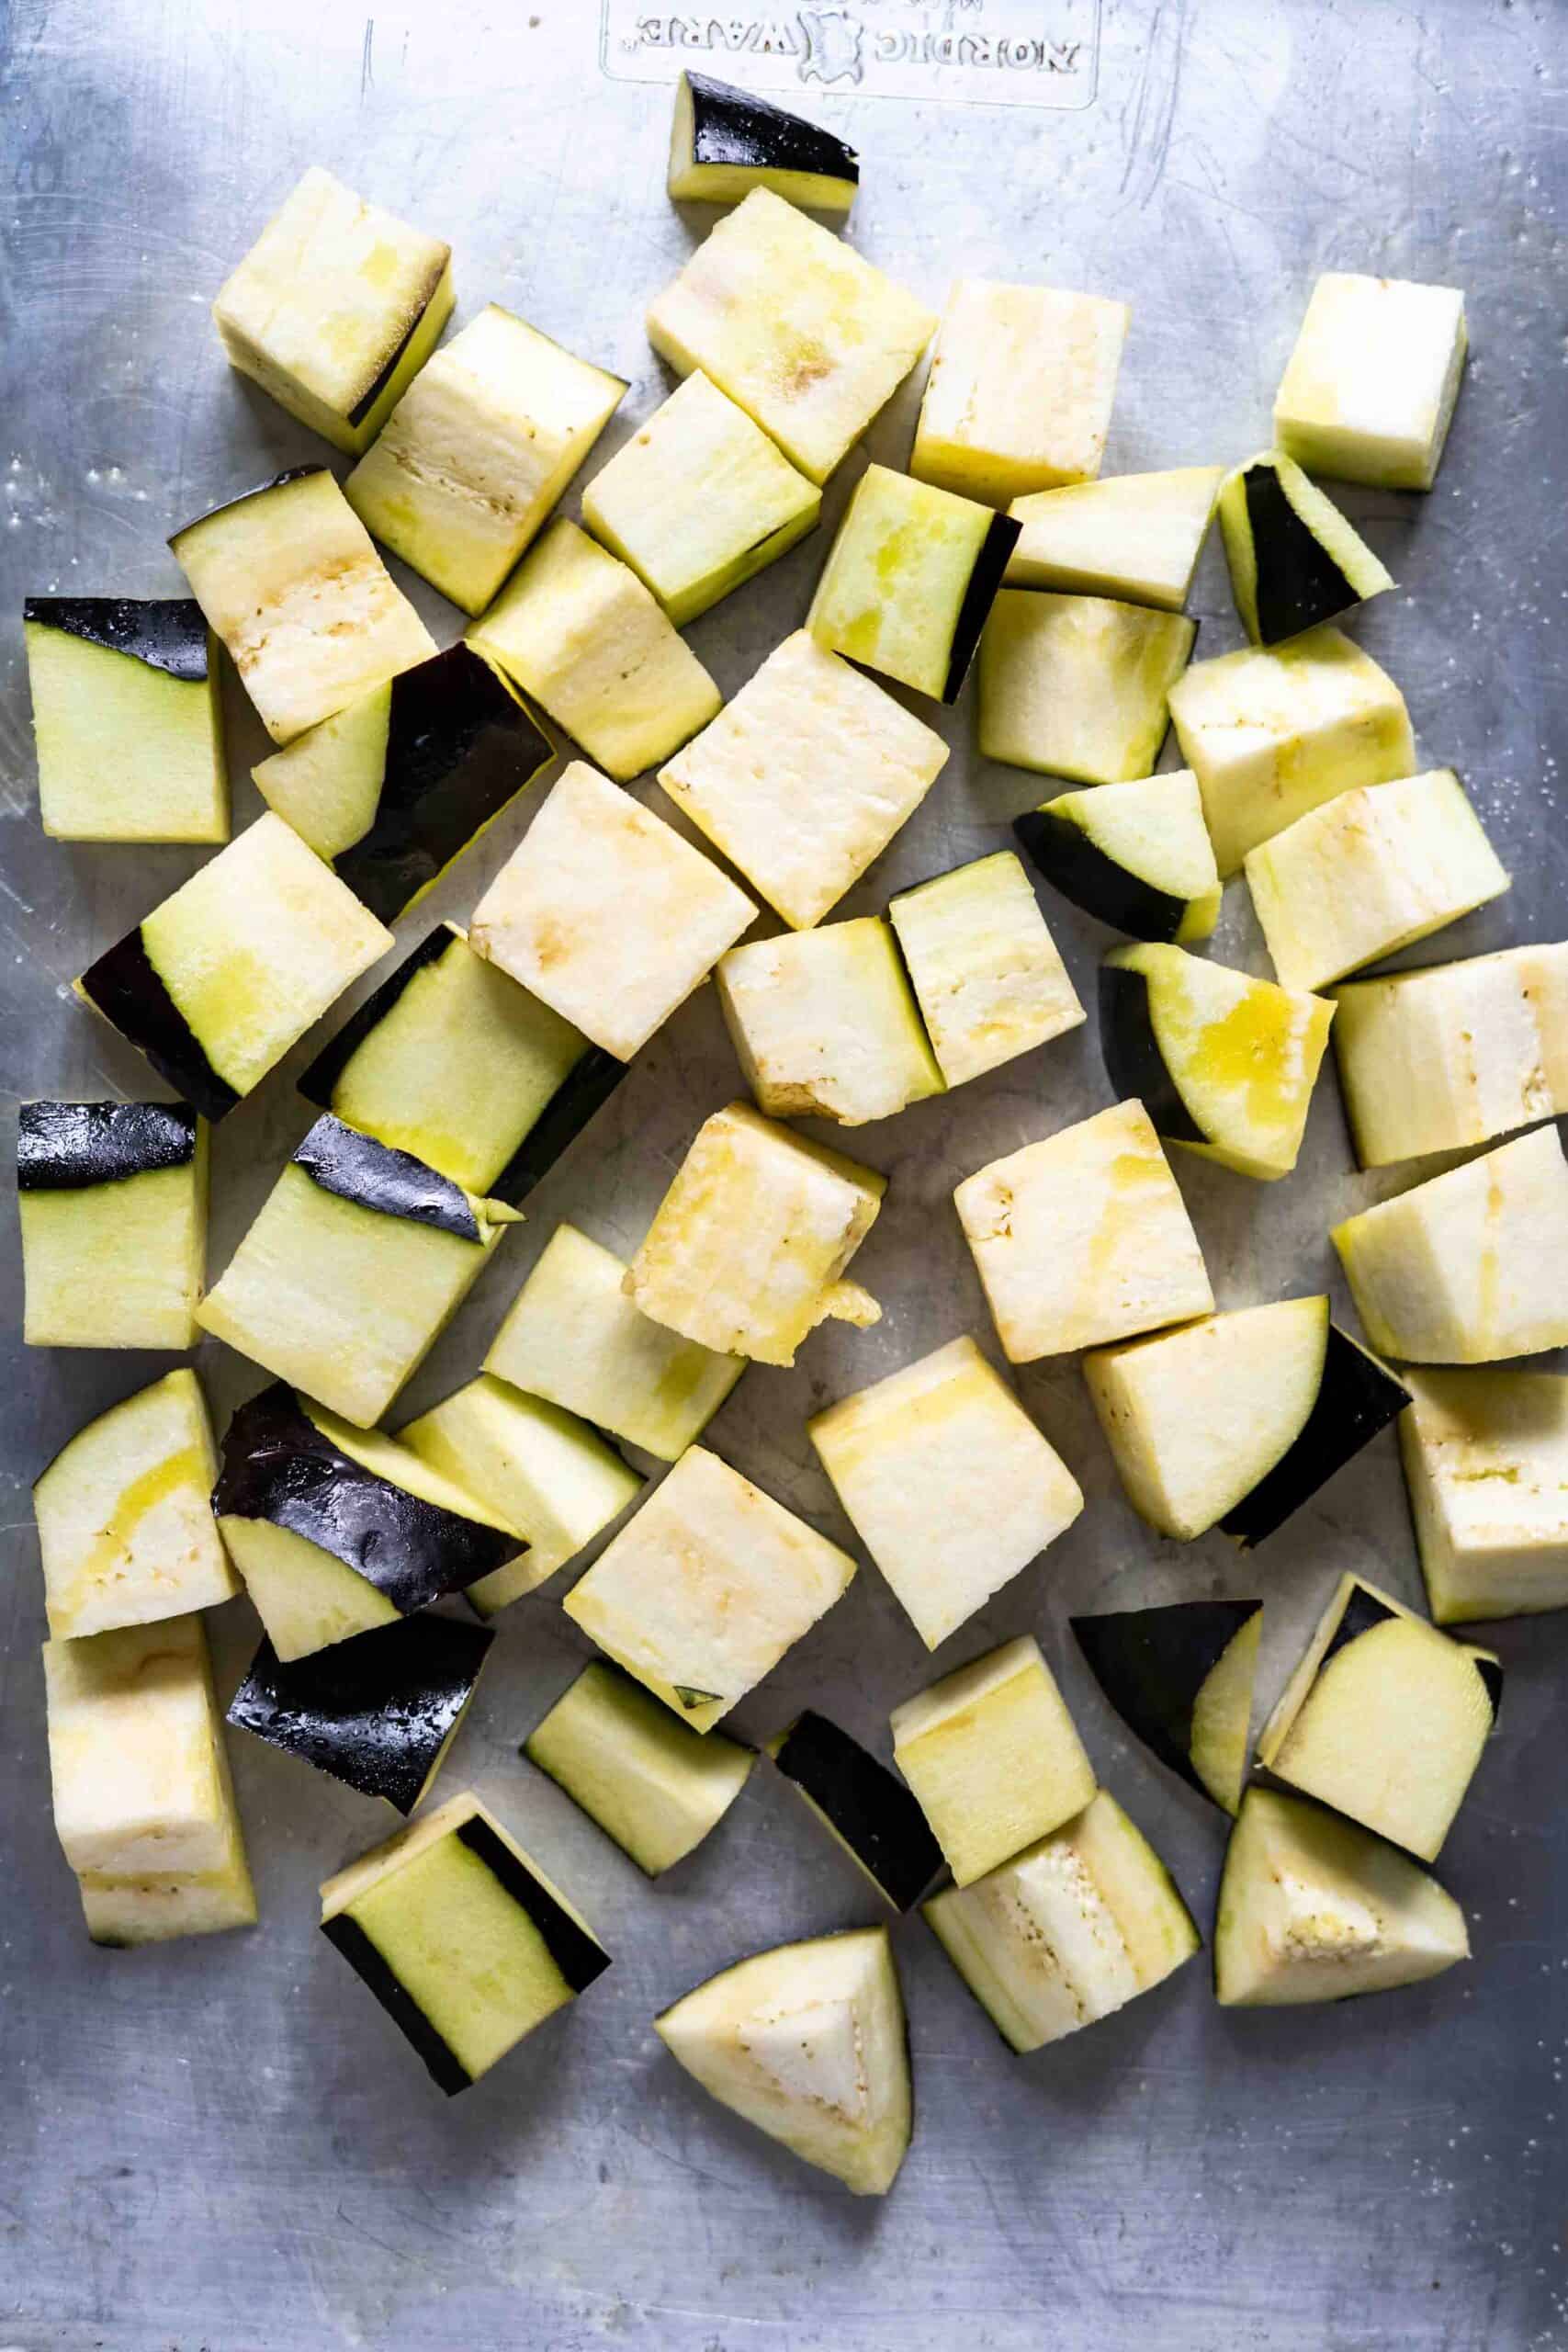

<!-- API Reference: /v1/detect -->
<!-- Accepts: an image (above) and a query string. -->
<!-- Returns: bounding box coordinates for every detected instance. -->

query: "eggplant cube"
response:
[24,599,226,843]
[211,165,454,456]
[1014,771,1221,946]
[1005,467,1223,611]
[1246,770,1508,993]
[1214,1788,1468,2007]
[807,463,1019,704]
[1401,1369,1568,1625]
[581,371,820,627]
[1332,943,1568,1170]
[1332,1125,1568,1364]
[468,519,719,782]
[197,1117,516,1430]
[1085,1296,1409,1545]
[252,644,555,927]
[320,1792,609,2094]
[1100,941,1335,1182]
[923,1790,1199,2052]
[561,1444,857,1732]
[299,922,624,1205]
[768,1712,942,1912]
[979,591,1194,785]
[213,1384,519,1662]
[655,1928,911,2197]
[1072,1600,1262,1815]
[1167,623,1416,875]
[887,852,1085,1087]
[468,760,755,1061]
[891,1635,1095,1887]
[346,306,626,615]
[44,1614,247,1880]
[808,1335,1084,1649]
[525,1661,754,1876]
[76,812,392,1123]
[18,1101,206,1350]
[659,630,949,931]
[953,1099,1213,1363]
[1218,449,1393,647]
[626,1100,885,1369]
[667,70,860,215]
[399,1374,642,1618]
[32,1368,235,1639]
[1273,272,1468,492]
[228,1617,493,1815]
[1258,1574,1496,1860]
[912,279,1130,507]
[484,1222,745,1463]
[171,468,435,745]
[646,187,934,486]
[716,917,943,1128]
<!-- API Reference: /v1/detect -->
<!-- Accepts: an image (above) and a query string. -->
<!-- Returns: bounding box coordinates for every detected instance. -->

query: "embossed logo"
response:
[602,1,1100,113]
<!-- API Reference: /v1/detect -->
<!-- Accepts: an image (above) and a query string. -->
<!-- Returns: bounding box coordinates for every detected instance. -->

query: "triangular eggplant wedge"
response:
[655,1928,910,2196]
[667,71,859,216]
[1219,449,1393,647]
[1215,1788,1468,2005]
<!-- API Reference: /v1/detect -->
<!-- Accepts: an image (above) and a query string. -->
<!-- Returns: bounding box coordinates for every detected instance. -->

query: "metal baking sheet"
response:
[3,3,1566,2346]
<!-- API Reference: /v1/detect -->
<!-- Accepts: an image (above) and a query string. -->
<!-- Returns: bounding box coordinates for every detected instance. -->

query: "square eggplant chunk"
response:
[581,370,820,627]
[954,1100,1213,1362]
[716,917,943,1127]
[809,1335,1084,1649]
[483,1221,745,1463]
[979,591,1194,785]
[24,599,227,842]
[659,630,949,931]
[626,1100,885,1369]
[1004,468,1223,610]
[1273,272,1467,492]
[197,1115,516,1429]
[467,760,755,1062]
[75,812,391,1121]
[1401,1369,1568,1625]
[346,305,626,614]
[912,278,1130,506]
[320,1791,609,2093]
[562,1444,856,1732]
[32,1367,236,1638]
[807,463,1018,703]
[887,851,1084,1088]
[211,165,454,455]
[18,1101,207,1350]
[646,187,934,485]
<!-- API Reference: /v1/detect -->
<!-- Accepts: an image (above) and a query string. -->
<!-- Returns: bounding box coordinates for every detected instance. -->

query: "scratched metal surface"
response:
[2,1,1566,2346]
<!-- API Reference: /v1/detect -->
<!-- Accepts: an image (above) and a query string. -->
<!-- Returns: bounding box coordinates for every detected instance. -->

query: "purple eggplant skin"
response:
[292,1111,482,1242]
[1014,808,1192,944]
[772,1710,943,1911]
[23,596,209,683]
[1221,1329,1409,1550]
[17,1099,197,1190]
[228,1614,493,1814]
[1072,1600,1261,1806]
[212,1382,516,1611]
[677,71,860,193]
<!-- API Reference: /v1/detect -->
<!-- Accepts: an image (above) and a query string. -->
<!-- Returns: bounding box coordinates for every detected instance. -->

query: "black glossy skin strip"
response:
[1315,1579,1401,1673]
[298,924,458,1110]
[212,1381,516,1606]
[228,1618,494,1815]
[294,1113,481,1242]
[1474,1655,1505,1722]
[488,1046,627,1207]
[346,257,450,427]
[17,1098,197,1191]
[455,1815,610,1996]
[22,597,209,683]
[1071,1602,1261,1806]
[942,513,1022,704]
[1244,464,1356,646]
[320,1910,472,2095]
[76,928,241,1123]
[682,71,860,186]
[1097,964,1206,1143]
[1014,809,1190,943]
[773,1712,942,1911]
[168,466,327,550]
[331,647,554,923]
[1221,1329,1411,1549]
